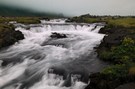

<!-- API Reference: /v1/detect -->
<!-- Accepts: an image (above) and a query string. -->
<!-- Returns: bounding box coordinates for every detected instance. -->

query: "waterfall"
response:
[0,19,107,89]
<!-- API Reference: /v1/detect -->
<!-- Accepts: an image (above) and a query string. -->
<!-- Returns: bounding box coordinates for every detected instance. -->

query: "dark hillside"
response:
[0,4,64,17]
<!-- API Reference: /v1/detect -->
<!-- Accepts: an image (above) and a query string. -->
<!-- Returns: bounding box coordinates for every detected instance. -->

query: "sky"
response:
[0,0,135,16]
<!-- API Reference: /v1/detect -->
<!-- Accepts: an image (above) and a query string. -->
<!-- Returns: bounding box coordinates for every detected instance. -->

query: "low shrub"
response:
[101,64,129,80]
[98,50,113,61]
[111,37,135,63]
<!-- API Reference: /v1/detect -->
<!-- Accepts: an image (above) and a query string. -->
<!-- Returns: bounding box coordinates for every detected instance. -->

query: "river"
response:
[0,19,107,89]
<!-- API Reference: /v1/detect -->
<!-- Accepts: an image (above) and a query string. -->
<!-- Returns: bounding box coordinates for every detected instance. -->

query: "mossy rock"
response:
[0,24,24,49]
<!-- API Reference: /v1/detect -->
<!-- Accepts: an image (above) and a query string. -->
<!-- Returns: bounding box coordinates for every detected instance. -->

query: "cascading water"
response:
[0,19,107,89]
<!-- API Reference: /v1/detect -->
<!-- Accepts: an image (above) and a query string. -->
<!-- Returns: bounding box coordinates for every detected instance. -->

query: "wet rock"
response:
[50,32,67,39]
[65,18,72,22]
[85,73,121,89]
[85,71,135,89]
[96,27,135,62]
[98,27,135,61]
[63,74,72,87]
[42,17,50,21]
[98,27,131,48]
[115,83,135,89]
[71,71,89,83]
[48,67,67,79]
[1,60,9,66]
[48,67,89,87]
[0,24,24,49]
[1,57,23,67]
[101,34,124,48]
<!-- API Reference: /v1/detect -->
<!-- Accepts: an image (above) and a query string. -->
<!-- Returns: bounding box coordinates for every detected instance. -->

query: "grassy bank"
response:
[0,17,29,49]
[99,16,135,88]
[68,14,135,28]
[69,14,135,89]
[97,30,135,87]
[0,16,43,24]
[0,16,59,49]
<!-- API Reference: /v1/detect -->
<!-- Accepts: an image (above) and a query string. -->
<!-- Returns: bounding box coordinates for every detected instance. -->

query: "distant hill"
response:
[0,4,64,17]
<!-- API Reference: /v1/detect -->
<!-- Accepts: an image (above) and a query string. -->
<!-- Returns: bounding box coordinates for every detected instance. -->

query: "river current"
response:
[0,19,107,89]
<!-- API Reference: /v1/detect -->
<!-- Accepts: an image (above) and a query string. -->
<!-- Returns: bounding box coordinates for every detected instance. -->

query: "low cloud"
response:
[0,0,135,16]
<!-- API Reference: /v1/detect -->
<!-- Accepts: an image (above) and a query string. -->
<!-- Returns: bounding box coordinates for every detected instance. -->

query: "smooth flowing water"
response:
[0,19,107,89]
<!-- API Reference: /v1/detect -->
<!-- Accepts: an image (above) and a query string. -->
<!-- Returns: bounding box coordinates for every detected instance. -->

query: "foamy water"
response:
[0,19,106,89]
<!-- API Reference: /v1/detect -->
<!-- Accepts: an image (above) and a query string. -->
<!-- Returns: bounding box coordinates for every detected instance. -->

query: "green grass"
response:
[99,37,135,64]
[101,64,129,79]
[70,15,135,28]
[0,23,14,32]
[0,17,41,24]
[0,16,42,49]
[81,17,100,23]
[106,17,135,28]
[99,37,135,83]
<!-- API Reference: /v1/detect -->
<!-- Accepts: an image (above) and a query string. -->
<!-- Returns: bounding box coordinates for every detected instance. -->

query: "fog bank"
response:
[0,0,135,16]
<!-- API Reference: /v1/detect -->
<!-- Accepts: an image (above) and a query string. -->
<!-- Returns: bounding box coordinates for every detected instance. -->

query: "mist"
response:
[0,0,135,16]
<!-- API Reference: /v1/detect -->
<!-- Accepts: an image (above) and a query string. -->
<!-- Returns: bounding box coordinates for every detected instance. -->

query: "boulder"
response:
[85,73,121,89]
[101,34,124,48]
[0,24,24,49]
[115,83,135,89]
[50,32,67,39]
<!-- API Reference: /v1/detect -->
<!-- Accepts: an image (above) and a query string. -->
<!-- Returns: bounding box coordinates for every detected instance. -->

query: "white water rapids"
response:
[0,19,107,89]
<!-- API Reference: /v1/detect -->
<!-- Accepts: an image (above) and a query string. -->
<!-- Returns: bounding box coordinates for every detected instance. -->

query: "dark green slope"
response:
[0,5,64,17]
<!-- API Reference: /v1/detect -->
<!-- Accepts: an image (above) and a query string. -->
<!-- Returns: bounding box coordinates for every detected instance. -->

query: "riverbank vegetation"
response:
[69,14,135,89]
[0,17,29,49]
[96,31,135,88]
[0,16,58,49]
[67,14,135,28]
[0,16,47,49]
[0,16,42,24]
